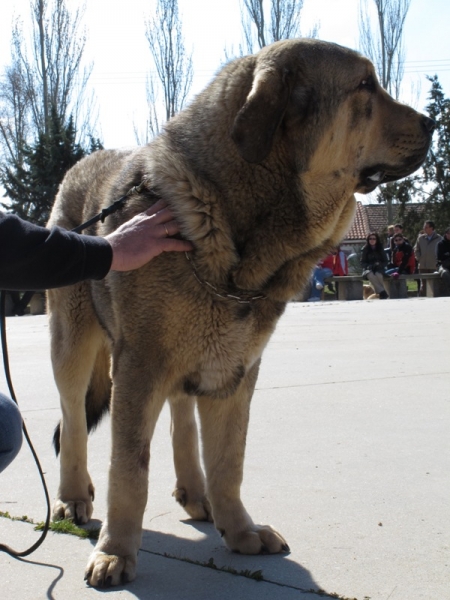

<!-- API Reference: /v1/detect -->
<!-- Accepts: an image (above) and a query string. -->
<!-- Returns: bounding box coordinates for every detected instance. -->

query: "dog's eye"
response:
[358,76,376,92]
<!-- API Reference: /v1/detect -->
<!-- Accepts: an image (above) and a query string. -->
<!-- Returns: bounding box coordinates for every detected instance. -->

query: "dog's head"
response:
[157,39,434,296]
[231,39,434,194]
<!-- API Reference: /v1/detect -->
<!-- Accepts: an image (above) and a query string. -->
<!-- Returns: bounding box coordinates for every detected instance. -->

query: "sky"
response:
[1,0,450,150]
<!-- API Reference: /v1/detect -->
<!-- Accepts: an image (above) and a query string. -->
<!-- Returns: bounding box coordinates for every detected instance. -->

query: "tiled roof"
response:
[366,204,391,233]
[345,201,369,240]
[344,201,426,241]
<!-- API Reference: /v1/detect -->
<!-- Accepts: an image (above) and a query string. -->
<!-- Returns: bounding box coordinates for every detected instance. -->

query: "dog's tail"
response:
[53,344,112,456]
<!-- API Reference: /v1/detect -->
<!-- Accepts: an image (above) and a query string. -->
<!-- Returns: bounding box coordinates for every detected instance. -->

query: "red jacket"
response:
[321,254,335,270]
[319,252,348,275]
[332,251,348,275]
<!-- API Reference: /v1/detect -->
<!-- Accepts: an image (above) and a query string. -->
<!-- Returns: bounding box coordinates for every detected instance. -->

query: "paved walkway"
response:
[1,299,449,600]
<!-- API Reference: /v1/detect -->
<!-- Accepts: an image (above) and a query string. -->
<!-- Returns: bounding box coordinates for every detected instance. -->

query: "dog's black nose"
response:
[422,115,436,133]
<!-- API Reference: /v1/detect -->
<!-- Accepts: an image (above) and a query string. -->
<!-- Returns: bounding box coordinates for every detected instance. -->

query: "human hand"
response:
[106,199,193,272]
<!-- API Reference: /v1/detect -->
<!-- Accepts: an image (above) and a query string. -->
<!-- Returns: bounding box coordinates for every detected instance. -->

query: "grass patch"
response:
[406,279,419,292]
[35,519,100,540]
[0,511,34,524]
[0,511,99,540]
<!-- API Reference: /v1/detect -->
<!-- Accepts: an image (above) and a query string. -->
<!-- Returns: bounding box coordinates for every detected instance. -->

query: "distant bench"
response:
[324,273,449,300]
[3,291,46,316]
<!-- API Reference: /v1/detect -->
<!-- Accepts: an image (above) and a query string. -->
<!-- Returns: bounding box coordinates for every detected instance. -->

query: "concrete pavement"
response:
[0,298,449,600]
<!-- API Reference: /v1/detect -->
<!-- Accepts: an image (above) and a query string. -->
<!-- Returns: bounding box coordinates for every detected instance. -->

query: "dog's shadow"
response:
[82,518,334,599]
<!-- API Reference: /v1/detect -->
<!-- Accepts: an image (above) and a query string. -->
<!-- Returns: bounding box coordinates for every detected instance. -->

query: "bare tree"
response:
[0,32,30,168]
[241,0,317,54]
[359,0,411,100]
[0,0,96,167]
[359,0,412,223]
[0,0,101,222]
[141,0,193,142]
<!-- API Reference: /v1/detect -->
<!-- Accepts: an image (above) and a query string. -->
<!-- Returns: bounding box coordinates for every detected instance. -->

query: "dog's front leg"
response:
[85,377,165,587]
[49,287,104,525]
[169,395,212,521]
[197,361,289,554]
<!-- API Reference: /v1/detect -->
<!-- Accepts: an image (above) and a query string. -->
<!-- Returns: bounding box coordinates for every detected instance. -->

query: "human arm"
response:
[378,248,389,271]
[414,236,421,260]
[0,201,193,291]
[360,246,369,270]
[0,212,112,291]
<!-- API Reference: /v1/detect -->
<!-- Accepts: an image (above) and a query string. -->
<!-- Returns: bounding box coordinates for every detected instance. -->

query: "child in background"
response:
[308,247,348,300]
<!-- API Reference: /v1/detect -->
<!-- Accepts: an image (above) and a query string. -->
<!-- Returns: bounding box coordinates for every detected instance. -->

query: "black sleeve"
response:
[360,246,369,269]
[436,241,442,263]
[436,240,446,264]
[437,240,450,268]
[0,213,113,291]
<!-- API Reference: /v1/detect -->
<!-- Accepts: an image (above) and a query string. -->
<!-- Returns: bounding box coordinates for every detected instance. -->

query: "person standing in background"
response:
[414,221,442,296]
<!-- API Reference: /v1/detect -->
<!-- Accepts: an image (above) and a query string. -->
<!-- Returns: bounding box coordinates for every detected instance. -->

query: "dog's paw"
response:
[223,524,290,555]
[52,498,93,525]
[52,483,95,524]
[84,550,136,587]
[172,487,213,522]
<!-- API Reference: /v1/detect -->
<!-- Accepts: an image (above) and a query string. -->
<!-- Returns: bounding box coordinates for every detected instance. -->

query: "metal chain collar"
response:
[96,180,264,305]
[184,252,266,304]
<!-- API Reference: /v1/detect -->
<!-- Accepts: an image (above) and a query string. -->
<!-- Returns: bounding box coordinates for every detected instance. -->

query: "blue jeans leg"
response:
[0,392,23,473]
[309,267,333,299]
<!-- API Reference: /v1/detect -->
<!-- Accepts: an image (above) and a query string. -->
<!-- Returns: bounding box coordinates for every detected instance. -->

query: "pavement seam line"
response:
[255,370,449,390]
[0,515,367,600]
[140,547,368,600]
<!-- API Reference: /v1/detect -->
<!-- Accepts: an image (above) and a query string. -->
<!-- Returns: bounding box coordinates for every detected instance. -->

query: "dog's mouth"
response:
[357,167,386,193]
[357,155,428,194]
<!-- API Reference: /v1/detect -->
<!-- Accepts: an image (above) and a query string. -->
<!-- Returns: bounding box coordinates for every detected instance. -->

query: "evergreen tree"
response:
[1,108,101,225]
[395,76,450,237]
[420,76,450,230]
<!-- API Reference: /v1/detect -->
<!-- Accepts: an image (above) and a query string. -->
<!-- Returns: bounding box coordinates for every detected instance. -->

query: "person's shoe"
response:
[379,290,389,299]
[327,283,335,292]
[315,282,324,290]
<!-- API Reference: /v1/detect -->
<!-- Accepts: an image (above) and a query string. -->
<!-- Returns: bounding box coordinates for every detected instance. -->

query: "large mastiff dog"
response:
[47,39,433,586]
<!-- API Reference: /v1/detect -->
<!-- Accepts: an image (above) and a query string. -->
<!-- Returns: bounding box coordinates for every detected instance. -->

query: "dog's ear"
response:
[231,65,292,164]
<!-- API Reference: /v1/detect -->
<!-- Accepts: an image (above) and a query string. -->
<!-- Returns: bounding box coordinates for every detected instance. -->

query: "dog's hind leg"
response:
[196,360,289,555]
[48,284,109,524]
[169,395,212,521]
